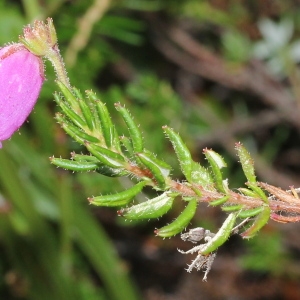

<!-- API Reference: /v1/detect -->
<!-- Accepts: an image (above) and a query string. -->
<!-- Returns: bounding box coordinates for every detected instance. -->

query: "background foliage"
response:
[1,0,300,299]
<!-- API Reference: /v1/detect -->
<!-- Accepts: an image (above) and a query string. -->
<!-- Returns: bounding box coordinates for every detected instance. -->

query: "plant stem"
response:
[47,45,71,89]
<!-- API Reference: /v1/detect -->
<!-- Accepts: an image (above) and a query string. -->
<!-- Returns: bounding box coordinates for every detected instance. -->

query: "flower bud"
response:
[0,44,44,148]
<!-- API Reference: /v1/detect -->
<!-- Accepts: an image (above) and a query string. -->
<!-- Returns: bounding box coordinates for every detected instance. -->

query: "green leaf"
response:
[137,151,171,189]
[55,113,99,144]
[115,102,144,153]
[238,188,258,198]
[221,204,243,212]
[246,182,269,203]
[118,192,176,220]
[119,135,134,157]
[85,142,125,168]
[89,181,147,207]
[238,206,265,218]
[209,195,229,206]
[71,153,99,163]
[201,212,237,255]
[235,142,256,184]
[96,165,129,177]
[78,97,95,131]
[50,157,99,172]
[90,94,120,150]
[203,149,227,193]
[56,80,81,113]
[162,126,192,182]
[155,198,198,237]
[241,206,270,239]
[54,92,85,128]
[191,161,213,187]
[71,152,128,177]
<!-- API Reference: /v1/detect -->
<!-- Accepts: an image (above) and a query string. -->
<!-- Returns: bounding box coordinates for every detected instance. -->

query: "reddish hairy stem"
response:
[125,161,300,222]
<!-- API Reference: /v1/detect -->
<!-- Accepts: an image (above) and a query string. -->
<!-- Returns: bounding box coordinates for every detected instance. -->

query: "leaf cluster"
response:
[51,80,282,255]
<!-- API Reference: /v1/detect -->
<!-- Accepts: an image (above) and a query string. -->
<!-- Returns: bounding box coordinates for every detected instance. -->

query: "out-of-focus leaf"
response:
[222,30,251,62]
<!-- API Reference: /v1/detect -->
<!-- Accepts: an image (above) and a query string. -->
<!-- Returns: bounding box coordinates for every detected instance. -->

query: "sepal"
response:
[19,18,57,56]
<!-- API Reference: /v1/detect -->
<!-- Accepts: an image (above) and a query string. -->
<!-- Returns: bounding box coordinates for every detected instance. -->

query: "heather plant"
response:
[1,18,298,282]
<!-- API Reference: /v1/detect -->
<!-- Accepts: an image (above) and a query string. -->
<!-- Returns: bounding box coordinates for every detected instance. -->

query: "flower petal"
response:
[0,44,44,147]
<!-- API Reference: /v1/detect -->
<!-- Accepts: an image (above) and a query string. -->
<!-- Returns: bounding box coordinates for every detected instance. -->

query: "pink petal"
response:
[0,44,44,147]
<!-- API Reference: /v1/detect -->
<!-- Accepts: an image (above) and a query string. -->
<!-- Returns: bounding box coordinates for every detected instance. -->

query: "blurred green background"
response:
[1,0,300,299]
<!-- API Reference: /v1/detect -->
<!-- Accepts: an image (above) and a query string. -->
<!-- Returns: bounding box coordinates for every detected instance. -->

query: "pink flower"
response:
[0,44,44,148]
